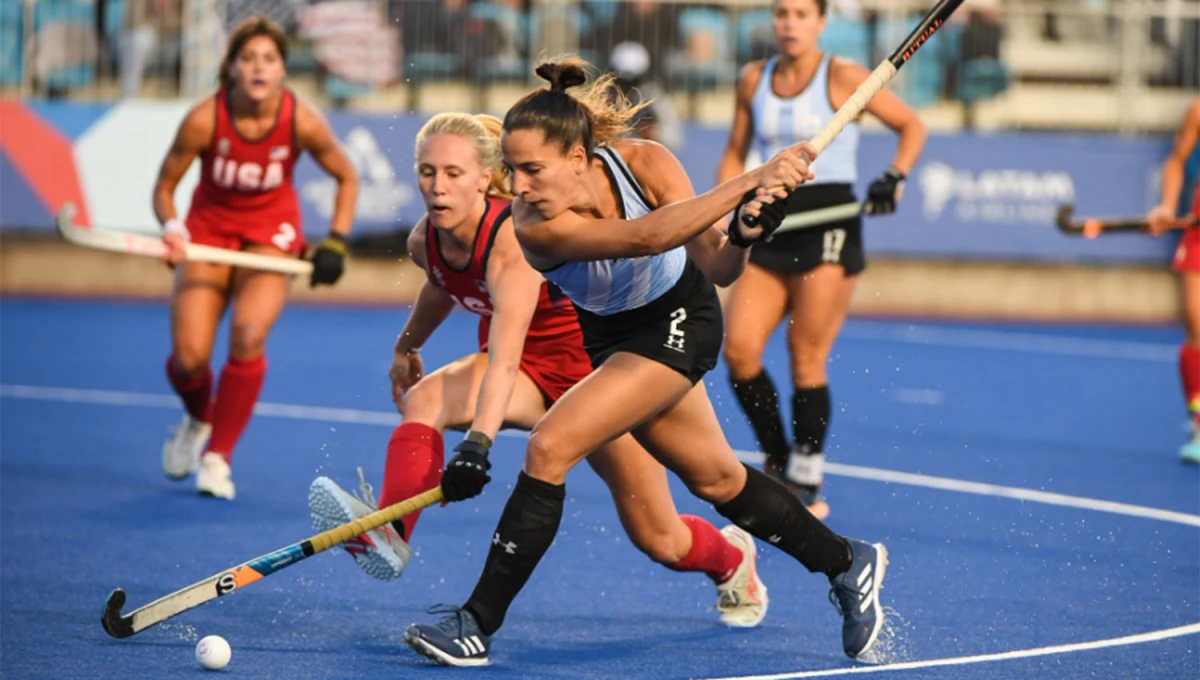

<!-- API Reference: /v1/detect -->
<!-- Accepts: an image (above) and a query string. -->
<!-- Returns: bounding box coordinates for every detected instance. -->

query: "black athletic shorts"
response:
[748,182,865,276]
[573,259,722,384]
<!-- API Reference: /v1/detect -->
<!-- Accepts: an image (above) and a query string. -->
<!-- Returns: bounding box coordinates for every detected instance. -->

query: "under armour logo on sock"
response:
[492,532,517,554]
[768,535,782,544]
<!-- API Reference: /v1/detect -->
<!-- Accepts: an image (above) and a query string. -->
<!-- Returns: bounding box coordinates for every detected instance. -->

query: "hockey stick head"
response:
[1055,203,1075,232]
[55,202,77,238]
[101,588,135,639]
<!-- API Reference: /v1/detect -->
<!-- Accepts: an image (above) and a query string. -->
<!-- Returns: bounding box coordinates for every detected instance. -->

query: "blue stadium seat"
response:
[0,0,23,86]
[530,4,595,67]
[583,0,619,28]
[820,17,870,66]
[737,8,774,64]
[959,57,1010,103]
[323,74,375,103]
[673,7,735,91]
[33,0,98,91]
[467,1,528,83]
[879,14,958,107]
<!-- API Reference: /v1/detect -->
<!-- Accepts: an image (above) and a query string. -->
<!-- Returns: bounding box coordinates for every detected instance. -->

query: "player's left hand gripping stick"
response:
[441,430,493,502]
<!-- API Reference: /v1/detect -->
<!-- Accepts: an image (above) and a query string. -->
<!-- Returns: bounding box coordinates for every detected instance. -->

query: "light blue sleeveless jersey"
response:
[541,146,686,316]
[748,54,859,184]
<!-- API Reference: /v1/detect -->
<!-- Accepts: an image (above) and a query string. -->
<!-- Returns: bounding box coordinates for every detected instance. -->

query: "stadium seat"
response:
[0,0,23,86]
[672,7,735,91]
[737,8,775,65]
[819,17,870,66]
[959,57,1010,103]
[530,4,595,68]
[466,2,528,84]
[33,0,98,92]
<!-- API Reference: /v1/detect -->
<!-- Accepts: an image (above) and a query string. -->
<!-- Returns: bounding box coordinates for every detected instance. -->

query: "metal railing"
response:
[4,0,1198,130]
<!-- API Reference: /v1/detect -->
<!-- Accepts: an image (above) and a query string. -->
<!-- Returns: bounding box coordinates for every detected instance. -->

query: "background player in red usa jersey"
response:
[308,112,767,628]
[1146,95,1200,464]
[153,15,359,499]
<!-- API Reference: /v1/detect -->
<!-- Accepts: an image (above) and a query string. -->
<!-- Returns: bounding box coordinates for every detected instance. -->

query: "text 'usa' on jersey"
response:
[191,87,303,215]
[423,197,581,346]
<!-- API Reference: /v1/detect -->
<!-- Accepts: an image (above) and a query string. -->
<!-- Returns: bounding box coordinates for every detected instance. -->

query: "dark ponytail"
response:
[503,56,649,156]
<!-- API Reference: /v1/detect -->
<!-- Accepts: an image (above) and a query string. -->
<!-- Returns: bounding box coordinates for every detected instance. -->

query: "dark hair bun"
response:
[535,61,588,92]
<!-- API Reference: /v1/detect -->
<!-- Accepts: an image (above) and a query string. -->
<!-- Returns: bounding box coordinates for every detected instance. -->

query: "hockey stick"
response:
[1056,203,1199,238]
[746,0,965,229]
[101,486,443,639]
[56,202,315,276]
[771,201,862,236]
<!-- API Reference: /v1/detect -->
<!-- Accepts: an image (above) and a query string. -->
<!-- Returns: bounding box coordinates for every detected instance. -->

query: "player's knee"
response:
[1183,312,1200,346]
[523,428,575,485]
[722,337,764,380]
[399,382,442,428]
[788,343,829,385]
[228,322,268,358]
[171,346,211,376]
[682,460,745,505]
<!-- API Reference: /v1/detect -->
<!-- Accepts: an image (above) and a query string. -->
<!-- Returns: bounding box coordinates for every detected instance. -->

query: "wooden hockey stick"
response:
[56,202,315,276]
[101,486,443,639]
[1056,203,1199,238]
[745,0,965,228]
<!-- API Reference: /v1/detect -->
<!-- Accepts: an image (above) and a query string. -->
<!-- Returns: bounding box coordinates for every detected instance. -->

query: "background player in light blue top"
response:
[717,0,928,519]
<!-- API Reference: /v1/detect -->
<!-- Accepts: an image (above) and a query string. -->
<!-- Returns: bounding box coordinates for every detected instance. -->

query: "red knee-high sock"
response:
[377,422,445,541]
[166,356,212,422]
[207,354,266,462]
[1181,344,1200,424]
[668,515,745,584]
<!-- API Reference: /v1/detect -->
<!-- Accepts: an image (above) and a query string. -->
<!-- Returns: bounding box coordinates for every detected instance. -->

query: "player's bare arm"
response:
[623,139,780,286]
[469,217,544,439]
[716,62,764,184]
[295,100,358,239]
[829,57,926,176]
[153,96,216,226]
[513,143,809,264]
[395,219,456,355]
[1150,97,1200,233]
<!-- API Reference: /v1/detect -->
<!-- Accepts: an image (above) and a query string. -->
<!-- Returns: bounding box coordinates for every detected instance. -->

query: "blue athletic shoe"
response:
[404,605,491,667]
[828,539,889,659]
[1181,423,1200,464]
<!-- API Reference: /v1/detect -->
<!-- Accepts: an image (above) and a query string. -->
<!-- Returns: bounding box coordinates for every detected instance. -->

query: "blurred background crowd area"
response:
[3,0,1198,134]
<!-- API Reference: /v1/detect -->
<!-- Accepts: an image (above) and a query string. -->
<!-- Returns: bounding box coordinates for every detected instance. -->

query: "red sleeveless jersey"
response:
[187,87,304,247]
[424,197,580,351]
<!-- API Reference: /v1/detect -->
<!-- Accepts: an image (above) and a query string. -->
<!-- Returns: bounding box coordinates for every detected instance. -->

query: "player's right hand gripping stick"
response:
[441,430,493,501]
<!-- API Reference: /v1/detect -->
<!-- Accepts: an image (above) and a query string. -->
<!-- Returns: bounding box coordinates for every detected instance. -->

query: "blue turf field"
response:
[1,297,1197,679]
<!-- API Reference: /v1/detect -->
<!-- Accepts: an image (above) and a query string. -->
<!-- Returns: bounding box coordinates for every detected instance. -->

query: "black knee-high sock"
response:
[792,385,831,458]
[715,464,851,576]
[730,371,790,471]
[463,472,565,636]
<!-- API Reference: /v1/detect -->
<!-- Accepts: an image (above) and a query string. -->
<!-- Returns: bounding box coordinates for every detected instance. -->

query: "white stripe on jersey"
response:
[749,54,859,184]
[542,147,685,316]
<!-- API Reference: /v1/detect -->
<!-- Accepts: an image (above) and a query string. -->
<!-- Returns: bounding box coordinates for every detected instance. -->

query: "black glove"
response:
[863,168,906,215]
[310,232,347,288]
[441,430,492,502]
[728,189,789,247]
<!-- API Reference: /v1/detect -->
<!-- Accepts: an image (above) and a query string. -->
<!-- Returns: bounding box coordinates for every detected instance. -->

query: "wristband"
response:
[462,430,493,449]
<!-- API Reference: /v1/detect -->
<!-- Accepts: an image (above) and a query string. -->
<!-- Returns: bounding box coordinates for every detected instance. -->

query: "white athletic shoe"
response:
[715,525,768,627]
[195,452,236,500]
[162,415,211,479]
[308,470,412,581]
